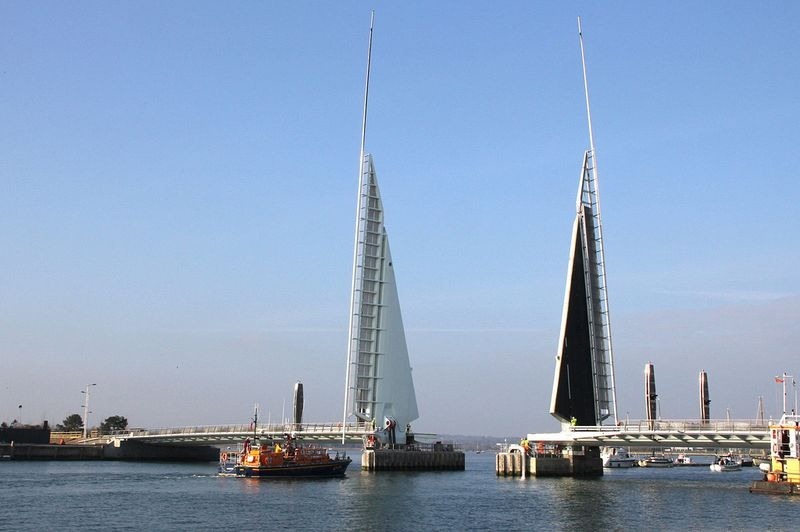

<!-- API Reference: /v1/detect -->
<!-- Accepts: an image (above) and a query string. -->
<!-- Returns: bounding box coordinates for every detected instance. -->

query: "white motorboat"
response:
[601,447,637,468]
[638,455,673,468]
[710,457,742,472]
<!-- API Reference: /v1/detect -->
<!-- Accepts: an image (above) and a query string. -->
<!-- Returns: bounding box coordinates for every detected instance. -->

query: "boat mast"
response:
[252,403,258,441]
[343,11,375,445]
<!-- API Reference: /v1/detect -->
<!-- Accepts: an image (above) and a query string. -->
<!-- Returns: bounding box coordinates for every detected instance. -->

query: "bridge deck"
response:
[528,419,771,449]
[110,422,373,445]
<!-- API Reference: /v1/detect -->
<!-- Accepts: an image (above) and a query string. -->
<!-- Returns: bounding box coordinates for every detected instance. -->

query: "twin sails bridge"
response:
[110,17,772,453]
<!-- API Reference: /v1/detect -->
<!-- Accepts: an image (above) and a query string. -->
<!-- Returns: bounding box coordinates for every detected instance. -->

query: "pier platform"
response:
[362,443,464,471]
[750,480,800,495]
[496,445,602,478]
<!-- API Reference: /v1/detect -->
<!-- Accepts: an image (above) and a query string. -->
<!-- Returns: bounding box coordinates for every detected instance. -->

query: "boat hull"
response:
[604,459,636,468]
[750,480,800,495]
[638,458,673,468]
[235,458,352,478]
[710,464,741,472]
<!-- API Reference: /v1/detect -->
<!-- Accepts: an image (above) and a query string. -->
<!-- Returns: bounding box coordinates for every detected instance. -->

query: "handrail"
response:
[111,421,374,438]
[567,419,771,433]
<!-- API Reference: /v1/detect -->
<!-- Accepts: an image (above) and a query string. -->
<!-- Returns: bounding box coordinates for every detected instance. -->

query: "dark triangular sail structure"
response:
[549,18,618,427]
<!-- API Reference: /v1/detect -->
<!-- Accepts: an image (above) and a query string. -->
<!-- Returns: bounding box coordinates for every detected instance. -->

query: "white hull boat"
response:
[638,456,673,468]
[710,457,741,472]
[601,447,637,468]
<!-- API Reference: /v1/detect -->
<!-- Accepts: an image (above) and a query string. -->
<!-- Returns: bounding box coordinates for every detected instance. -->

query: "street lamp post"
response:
[776,373,796,416]
[81,384,97,439]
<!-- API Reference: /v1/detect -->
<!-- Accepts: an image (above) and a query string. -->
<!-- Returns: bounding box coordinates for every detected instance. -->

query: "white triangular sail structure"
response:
[344,155,419,435]
[549,18,618,427]
[342,13,418,444]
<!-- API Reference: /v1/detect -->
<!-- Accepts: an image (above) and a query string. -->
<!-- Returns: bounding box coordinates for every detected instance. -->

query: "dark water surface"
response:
[0,453,795,530]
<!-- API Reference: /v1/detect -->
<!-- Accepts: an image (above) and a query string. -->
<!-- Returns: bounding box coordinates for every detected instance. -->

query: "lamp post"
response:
[776,373,795,416]
[81,384,96,439]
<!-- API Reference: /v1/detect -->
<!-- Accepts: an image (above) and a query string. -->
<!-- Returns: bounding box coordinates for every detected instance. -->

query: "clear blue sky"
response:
[2,2,798,436]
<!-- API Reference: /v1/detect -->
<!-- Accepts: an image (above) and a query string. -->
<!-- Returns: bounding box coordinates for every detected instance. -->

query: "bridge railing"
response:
[111,421,374,438]
[568,419,771,433]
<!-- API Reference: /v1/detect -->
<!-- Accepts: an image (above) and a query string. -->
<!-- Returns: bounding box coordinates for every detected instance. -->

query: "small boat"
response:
[710,457,742,472]
[233,435,351,479]
[752,456,770,467]
[739,455,754,467]
[638,455,673,468]
[601,447,637,468]
[673,453,701,466]
[218,448,239,476]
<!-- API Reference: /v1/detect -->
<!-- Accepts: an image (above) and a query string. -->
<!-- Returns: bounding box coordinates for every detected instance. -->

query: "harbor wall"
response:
[104,440,218,461]
[0,426,51,444]
[1,441,217,462]
[362,448,465,471]
[1,443,103,460]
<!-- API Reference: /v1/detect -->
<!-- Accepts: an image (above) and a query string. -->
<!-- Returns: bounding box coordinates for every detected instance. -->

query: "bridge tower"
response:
[645,363,657,430]
[549,17,618,428]
[342,12,419,446]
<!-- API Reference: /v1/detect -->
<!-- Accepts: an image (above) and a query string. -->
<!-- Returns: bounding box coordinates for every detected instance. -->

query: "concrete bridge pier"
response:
[496,445,603,478]
[362,442,464,471]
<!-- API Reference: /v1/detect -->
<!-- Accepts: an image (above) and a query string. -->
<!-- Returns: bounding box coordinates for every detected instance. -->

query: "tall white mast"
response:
[343,11,375,444]
[577,16,618,424]
[578,17,596,179]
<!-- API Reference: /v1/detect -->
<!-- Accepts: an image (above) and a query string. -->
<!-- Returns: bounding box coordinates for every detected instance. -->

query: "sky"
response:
[1,2,798,437]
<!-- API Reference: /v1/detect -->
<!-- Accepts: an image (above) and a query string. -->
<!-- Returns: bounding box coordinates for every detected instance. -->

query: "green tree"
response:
[99,415,128,433]
[56,413,83,432]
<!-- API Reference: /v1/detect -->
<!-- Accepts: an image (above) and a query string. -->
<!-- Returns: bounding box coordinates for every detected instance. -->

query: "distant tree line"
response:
[54,414,128,433]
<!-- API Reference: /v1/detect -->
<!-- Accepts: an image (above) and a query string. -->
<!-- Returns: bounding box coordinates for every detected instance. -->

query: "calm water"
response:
[0,453,796,530]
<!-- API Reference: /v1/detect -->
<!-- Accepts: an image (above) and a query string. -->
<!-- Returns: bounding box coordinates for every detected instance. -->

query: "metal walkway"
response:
[108,422,373,445]
[528,419,771,450]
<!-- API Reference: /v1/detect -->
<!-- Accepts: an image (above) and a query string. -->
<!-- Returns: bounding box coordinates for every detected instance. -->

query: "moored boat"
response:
[638,455,673,468]
[601,447,637,468]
